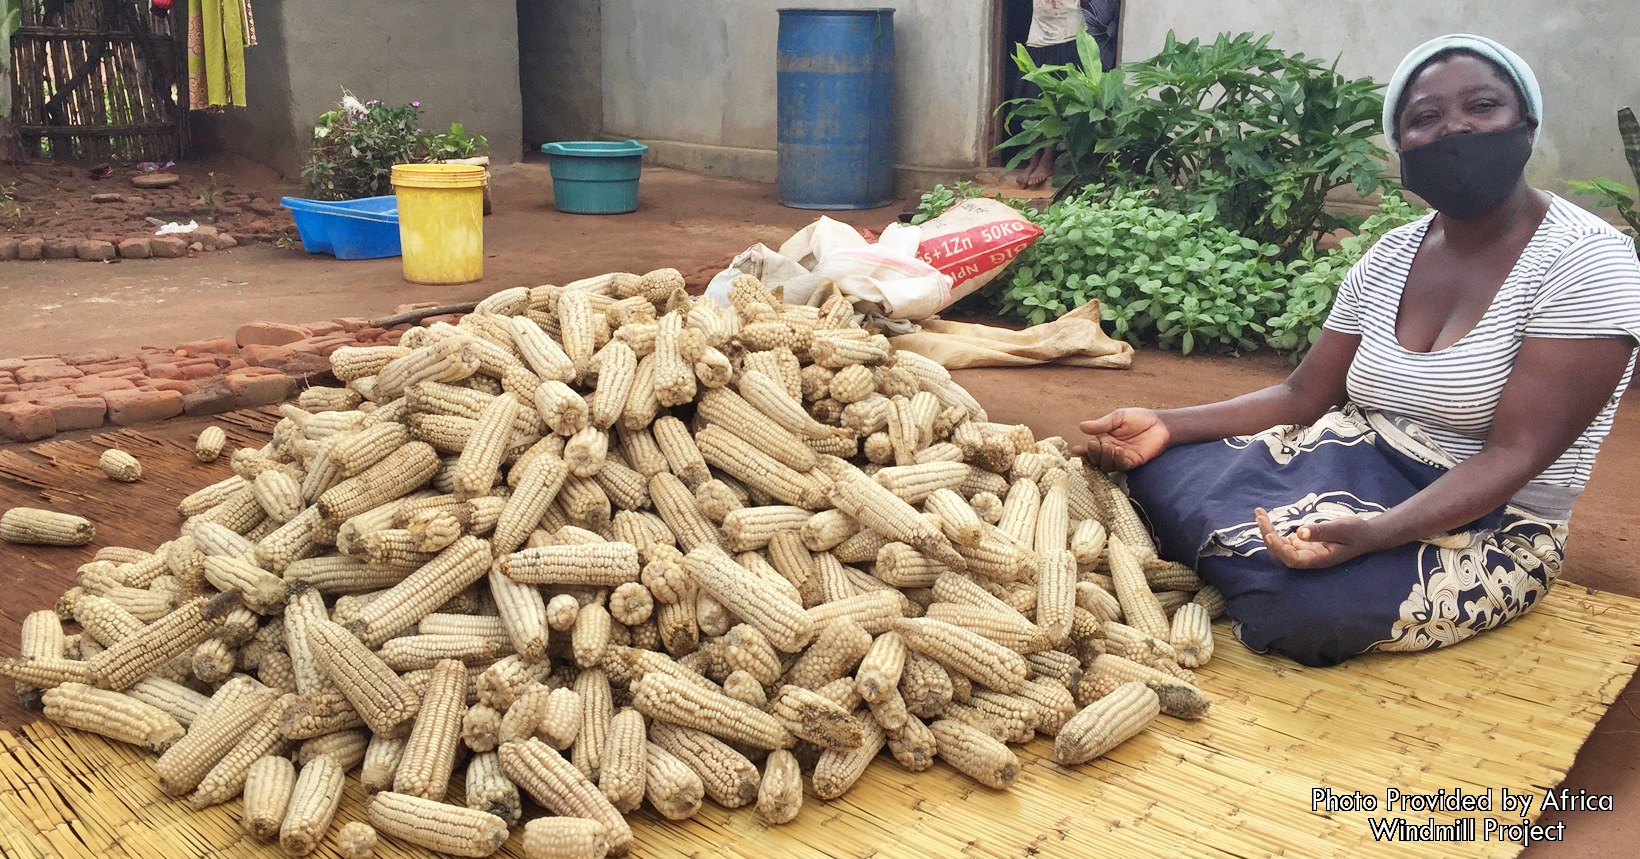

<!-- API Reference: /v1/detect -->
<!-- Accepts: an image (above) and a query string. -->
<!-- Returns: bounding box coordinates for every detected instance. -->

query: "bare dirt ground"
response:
[0,163,1632,857]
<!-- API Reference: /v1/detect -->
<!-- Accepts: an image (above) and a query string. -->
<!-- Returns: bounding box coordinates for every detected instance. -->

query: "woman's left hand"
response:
[1254,508,1381,569]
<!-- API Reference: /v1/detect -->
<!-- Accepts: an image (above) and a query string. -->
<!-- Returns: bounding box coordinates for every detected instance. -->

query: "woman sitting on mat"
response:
[1072,35,1640,667]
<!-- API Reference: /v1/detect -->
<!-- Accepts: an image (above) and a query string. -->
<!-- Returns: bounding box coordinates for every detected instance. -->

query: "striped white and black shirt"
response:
[1325,194,1640,495]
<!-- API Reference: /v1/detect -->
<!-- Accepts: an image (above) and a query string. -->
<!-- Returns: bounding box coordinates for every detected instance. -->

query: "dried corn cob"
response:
[279,753,345,856]
[500,737,633,856]
[306,617,421,736]
[43,682,185,751]
[242,755,297,839]
[1,507,94,546]
[1054,680,1160,764]
[929,718,1018,788]
[394,659,468,798]
[1108,535,1170,640]
[99,448,143,482]
[648,721,759,809]
[466,749,523,825]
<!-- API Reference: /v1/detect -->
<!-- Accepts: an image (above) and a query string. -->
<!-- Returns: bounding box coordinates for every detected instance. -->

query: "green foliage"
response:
[1,0,19,124]
[1565,108,1640,252]
[300,94,490,201]
[989,185,1290,354]
[1001,30,1393,256]
[1263,191,1422,354]
[908,181,1037,225]
[915,184,1423,357]
[0,181,23,231]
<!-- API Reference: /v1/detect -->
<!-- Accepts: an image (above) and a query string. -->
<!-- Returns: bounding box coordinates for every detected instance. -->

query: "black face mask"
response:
[1398,123,1534,221]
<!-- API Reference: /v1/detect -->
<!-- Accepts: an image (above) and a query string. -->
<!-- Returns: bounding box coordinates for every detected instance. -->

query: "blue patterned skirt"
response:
[1125,406,1566,667]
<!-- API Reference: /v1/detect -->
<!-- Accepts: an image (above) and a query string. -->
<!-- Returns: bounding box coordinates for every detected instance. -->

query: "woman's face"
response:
[1397,53,1531,150]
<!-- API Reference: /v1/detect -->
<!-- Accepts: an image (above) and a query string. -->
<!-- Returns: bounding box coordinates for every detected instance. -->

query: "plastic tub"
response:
[279,195,401,259]
[541,140,649,214]
[391,163,488,285]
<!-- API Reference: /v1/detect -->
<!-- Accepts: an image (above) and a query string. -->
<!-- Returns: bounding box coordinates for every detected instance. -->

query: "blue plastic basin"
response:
[541,140,649,214]
[280,195,402,259]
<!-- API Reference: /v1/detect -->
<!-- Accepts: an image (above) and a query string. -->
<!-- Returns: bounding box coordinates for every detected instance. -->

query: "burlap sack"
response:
[887,300,1133,369]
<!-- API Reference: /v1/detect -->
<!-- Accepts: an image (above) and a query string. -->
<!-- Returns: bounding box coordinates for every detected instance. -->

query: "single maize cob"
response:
[277,691,368,740]
[1081,463,1158,559]
[508,316,575,382]
[652,416,710,488]
[634,669,792,749]
[738,368,839,440]
[804,589,904,635]
[336,822,378,859]
[897,617,1028,693]
[539,686,583,750]
[466,749,523,825]
[855,630,907,704]
[1037,548,1077,645]
[500,737,633,856]
[619,353,661,430]
[721,504,812,552]
[295,728,368,770]
[1076,580,1123,624]
[884,396,920,465]
[653,311,697,407]
[203,555,286,614]
[648,721,759,809]
[694,478,746,523]
[608,581,654,626]
[996,479,1041,549]
[557,474,612,529]
[190,636,234,682]
[1,507,94,546]
[832,527,891,564]
[332,345,413,381]
[464,702,504,751]
[90,593,234,690]
[1054,680,1160,764]
[99,448,143,482]
[306,617,421,736]
[353,536,493,647]
[360,733,409,794]
[1170,601,1215,667]
[886,713,937,771]
[125,677,211,727]
[767,683,863,750]
[242,755,297,839]
[317,441,441,524]
[686,544,812,652]
[800,508,859,552]
[564,426,609,477]
[278,753,346,856]
[502,541,640,586]
[929,718,1018,788]
[42,682,185,751]
[1147,559,1207,591]
[1108,535,1171,640]
[642,742,705,821]
[377,336,482,399]
[394,659,468,799]
[922,488,985,547]
[873,461,969,504]
[189,425,228,463]
[597,708,647,813]
[451,392,521,499]
[811,710,887,799]
[1086,653,1210,719]
[535,380,590,436]
[0,656,94,690]
[952,524,1036,583]
[488,568,549,661]
[368,790,508,858]
[922,603,1049,654]
[572,603,613,669]
[571,667,613,778]
[1192,584,1227,619]
[522,818,609,859]
[649,473,724,552]
[722,669,767,707]
[757,748,803,824]
[809,330,892,368]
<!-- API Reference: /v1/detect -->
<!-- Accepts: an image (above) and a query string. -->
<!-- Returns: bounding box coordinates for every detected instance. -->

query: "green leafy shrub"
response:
[915,184,1422,357]
[1565,107,1640,252]
[1003,30,1392,256]
[301,94,490,201]
[988,185,1289,353]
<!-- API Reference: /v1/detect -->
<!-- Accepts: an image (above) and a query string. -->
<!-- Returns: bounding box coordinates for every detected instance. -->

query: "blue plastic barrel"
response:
[777,9,895,209]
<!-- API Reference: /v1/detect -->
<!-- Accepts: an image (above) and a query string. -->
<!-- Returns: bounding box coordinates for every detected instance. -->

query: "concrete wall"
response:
[519,0,603,148]
[1120,2,1640,191]
[600,0,998,194]
[198,0,524,178]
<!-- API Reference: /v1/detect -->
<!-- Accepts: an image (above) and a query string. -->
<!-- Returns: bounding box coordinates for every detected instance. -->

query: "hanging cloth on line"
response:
[188,0,252,109]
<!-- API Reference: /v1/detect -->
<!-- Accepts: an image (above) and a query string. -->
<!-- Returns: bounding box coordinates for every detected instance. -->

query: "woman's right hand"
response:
[1073,408,1171,472]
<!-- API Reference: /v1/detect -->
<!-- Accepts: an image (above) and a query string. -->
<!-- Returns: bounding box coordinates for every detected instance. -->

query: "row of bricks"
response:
[0,372,297,441]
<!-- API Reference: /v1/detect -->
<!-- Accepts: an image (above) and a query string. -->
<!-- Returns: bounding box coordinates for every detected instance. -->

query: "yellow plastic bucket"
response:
[391,163,489,285]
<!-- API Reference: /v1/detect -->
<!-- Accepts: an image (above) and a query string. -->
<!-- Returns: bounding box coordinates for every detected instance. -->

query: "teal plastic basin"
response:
[541,139,649,214]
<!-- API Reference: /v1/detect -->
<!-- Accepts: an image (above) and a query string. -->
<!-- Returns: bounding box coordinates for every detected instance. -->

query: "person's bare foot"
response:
[1021,161,1053,189]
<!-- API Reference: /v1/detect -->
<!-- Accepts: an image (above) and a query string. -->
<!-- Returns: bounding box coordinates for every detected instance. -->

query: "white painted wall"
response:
[1119,1,1640,190]
[600,0,997,190]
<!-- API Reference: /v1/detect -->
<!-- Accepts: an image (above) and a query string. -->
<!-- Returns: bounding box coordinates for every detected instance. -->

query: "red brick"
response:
[288,336,356,358]
[183,383,237,416]
[18,355,57,362]
[0,359,26,372]
[38,396,106,431]
[236,321,311,348]
[175,337,240,358]
[280,354,333,378]
[352,328,387,342]
[220,357,249,373]
[378,330,406,345]
[140,379,200,395]
[20,379,76,392]
[70,376,135,396]
[16,363,83,384]
[3,386,72,404]
[57,349,120,367]
[229,367,289,378]
[242,344,297,367]
[104,389,185,425]
[336,317,371,333]
[150,236,189,259]
[227,372,296,407]
[85,366,146,380]
[300,321,345,337]
[0,402,56,441]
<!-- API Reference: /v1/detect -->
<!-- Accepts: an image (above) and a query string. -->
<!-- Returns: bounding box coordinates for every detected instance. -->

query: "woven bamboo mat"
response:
[2,584,1636,859]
